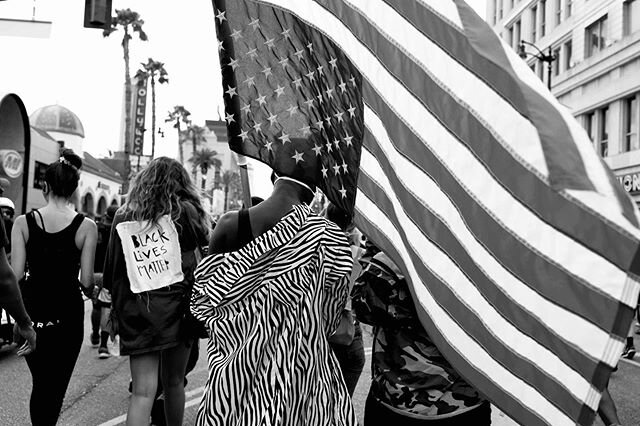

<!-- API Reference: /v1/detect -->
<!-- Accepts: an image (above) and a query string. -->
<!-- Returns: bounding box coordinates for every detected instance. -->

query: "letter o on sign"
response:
[1,150,24,179]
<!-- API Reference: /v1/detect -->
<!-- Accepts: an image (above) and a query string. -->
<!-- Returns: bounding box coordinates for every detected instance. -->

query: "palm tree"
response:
[165,106,191,164]
[141,58,169,158]
[186,123,208,180]
[189,148,222,194]
[221,170,241,211]
[103,9,148,159]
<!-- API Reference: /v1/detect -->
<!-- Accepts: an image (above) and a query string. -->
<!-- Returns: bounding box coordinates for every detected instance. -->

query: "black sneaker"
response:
[98,346,111,359]
[622,345,636,359]
[90,331,100,347]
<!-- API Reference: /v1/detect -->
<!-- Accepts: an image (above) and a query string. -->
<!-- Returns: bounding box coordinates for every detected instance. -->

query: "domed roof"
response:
[29,104,85,138]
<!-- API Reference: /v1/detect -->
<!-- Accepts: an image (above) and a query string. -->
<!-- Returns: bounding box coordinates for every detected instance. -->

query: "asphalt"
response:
[1,300,640,425]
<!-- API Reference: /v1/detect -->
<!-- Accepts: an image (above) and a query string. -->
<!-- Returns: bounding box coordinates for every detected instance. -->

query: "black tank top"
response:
[23,210,85,320]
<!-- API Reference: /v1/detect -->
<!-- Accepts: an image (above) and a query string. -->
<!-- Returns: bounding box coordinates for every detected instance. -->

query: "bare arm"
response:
[208,212,238,255]
[10,216,27,280]
[79,218,98,291]
[0,246,30,327]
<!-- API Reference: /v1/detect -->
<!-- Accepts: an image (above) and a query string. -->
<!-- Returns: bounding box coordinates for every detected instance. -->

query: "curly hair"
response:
[124,157,210,235]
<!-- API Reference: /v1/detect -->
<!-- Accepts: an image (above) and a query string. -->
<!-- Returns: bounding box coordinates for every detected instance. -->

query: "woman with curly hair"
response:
[103,157,209,426]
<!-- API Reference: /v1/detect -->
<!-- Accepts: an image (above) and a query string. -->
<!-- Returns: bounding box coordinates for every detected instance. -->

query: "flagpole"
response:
[235,153,252,209]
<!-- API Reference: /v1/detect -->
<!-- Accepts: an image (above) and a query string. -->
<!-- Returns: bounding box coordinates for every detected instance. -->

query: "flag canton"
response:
[215,1,363,214]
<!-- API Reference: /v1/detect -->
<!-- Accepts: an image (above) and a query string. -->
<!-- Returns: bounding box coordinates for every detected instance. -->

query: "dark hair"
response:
[44,149,82,199]
[326,203,352,232]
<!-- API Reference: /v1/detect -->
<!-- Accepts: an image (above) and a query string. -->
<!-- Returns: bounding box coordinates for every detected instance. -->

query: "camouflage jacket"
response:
[353,252,484,418]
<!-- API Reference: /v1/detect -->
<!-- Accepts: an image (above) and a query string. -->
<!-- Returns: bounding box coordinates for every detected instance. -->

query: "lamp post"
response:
[518,40,556,90]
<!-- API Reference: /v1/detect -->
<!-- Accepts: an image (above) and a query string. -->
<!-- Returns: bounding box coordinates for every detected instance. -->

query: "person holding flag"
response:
[209,1,640,424]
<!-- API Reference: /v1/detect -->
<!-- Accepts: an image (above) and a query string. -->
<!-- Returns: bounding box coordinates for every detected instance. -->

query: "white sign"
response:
[0,150,23,179]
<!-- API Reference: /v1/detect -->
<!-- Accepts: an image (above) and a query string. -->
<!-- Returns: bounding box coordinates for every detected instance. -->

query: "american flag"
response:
[213,1,640,425]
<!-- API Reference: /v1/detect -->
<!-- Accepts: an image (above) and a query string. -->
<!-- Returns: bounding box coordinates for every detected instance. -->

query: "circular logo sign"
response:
[1,150,24,179]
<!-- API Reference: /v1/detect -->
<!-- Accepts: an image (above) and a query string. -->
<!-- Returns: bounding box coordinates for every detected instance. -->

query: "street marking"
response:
[97,387,205,426]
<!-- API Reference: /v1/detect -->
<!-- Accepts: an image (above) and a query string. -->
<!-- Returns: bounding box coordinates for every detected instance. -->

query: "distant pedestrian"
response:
[103,157,209,426]
[11,149,98,425]
[91,205,118,358]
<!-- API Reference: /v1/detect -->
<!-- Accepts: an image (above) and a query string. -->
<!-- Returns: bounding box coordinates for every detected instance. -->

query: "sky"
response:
[0,0,487,193]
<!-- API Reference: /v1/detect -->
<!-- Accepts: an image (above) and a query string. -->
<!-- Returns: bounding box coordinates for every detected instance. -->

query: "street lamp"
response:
[518,40,556,90]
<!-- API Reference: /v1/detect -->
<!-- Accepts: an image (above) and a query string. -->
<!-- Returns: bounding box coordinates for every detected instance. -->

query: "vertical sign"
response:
[130,75,148,157]
[0,93,31,214]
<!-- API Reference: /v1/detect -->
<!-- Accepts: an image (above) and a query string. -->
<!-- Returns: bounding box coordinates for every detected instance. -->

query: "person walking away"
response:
[92,205,118,358]
[325,203,365,397]
[11,149,97,425]
[102,157,209,426]
[191,173,357,425]
[0,197,15,255]
[353,249,490,426]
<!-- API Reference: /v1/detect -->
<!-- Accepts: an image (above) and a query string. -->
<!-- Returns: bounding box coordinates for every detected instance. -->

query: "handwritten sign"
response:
[116,215,184,294]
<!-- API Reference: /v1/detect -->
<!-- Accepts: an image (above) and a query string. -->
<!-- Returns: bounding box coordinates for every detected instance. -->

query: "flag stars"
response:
[253,122,263,133]
[215,9,226,23]
[228,57,239,70]
[324,116,332,125]
[279,132,291,144]
[305,70,315,81]
[292,150,305,164]
[307,42,314,53]
[350,75,356,86]
[341,162,348,173]
[321,165,328,178]
[329,57,337,69]
[256,94,267,106]
[217,39,225,52]
[294,50,305,61]
[274,85,285,97]
[325,141,333,153]
[264,140,273,152]
[248,18,260,30]
[312,144,323,156]
[264,38,276,49]
[343,135,353,146]
[261,67,273,78]
[230,28,243,40]
[301,126,312,136]
[325,88,334,99]
[338,80,347,93]
[240,104,251,114]
[292,78,303,89]
[304,98,315,109]
[286,104,299,116]
[339,186,347,199]
[243,76,256,87]
[225,85,237,98]
[333,138,340,148]
[317,65,324,76]
[247,48,258,59]
[315,120,325,130]
[281,28,291,39]
[239,129,249,141]
[316,94,324,104]
[225,112,236,124]
[333,164,341,175]
[347,105,356,117]
[279,57,290,69]
[334,111,344,123]
[267,113,278,126]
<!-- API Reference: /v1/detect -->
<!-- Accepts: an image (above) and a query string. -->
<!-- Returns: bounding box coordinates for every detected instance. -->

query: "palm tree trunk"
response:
[192,133,198,179]
[150,75,156,158]
[224,186,229,211]
[177,121,184,164]
[123,28,132,190]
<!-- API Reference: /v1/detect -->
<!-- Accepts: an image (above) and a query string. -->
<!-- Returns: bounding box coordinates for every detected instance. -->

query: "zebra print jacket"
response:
[191,204,358,425]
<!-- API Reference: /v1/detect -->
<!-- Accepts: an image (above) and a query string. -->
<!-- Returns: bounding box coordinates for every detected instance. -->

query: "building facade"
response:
[488,0,640,204]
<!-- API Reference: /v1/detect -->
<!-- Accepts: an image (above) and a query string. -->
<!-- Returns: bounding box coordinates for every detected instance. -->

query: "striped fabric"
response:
[190,204,357,425]
[213,1,640,425]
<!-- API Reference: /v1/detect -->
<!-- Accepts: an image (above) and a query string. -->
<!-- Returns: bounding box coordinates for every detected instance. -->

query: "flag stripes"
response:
[229,1,640,424]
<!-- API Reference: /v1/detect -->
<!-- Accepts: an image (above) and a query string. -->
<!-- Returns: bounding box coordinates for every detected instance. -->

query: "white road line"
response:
[97,387,205,426]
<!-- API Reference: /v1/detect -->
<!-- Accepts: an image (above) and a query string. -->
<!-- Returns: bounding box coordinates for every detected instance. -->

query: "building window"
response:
[499,0,503,19]
[514,18,521,47]
[531,5,538,41]
[624,0,640,36]
[624,95,639,152]
[555,0,562,25]
[566,0,572,18]
[585,15,608,58]
[553,46,561,75]
[563,39,573,69]
[599,107,609,157]
[540,0,547,36]
[508,25,514,47]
